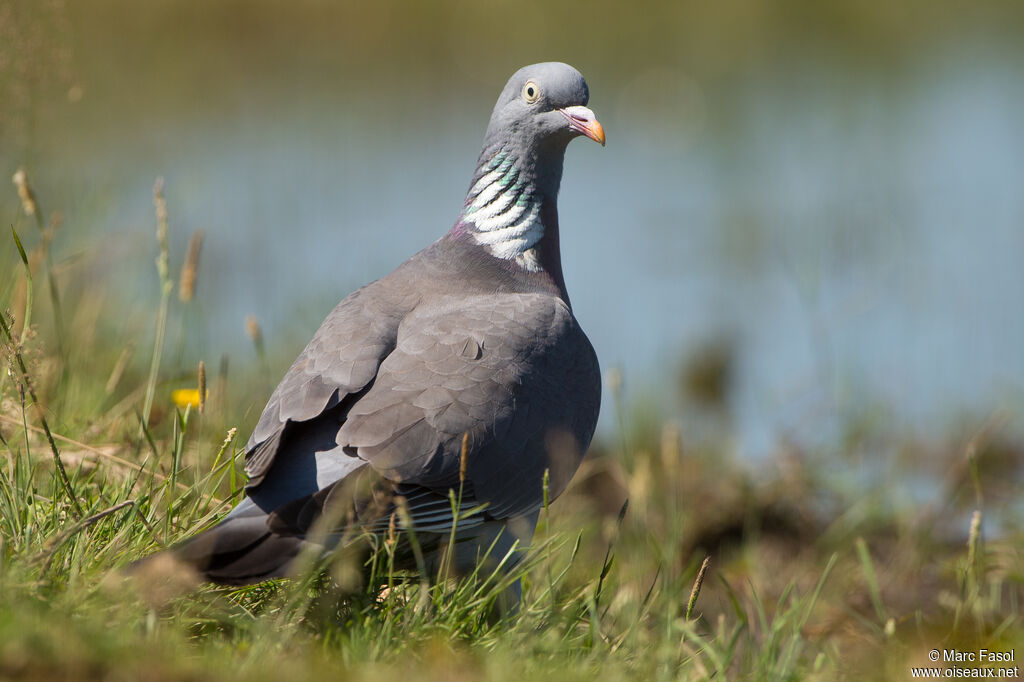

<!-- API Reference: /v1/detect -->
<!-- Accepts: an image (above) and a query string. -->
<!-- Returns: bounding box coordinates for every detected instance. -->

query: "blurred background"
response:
[3,0,1023,458]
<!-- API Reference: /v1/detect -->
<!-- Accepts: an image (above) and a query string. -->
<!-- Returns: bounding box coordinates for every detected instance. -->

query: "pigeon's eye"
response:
[522,81,540,104]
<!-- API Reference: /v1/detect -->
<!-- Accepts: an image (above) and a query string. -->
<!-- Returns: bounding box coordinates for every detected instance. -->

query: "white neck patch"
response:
[462,152,544,271]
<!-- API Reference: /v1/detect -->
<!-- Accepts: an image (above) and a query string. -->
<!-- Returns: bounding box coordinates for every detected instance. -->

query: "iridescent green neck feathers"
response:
[461,150,544,271]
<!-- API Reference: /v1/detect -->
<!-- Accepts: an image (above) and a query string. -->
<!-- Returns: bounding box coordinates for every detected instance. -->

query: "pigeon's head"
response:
[458,62,602,265]
[484,62,605,153]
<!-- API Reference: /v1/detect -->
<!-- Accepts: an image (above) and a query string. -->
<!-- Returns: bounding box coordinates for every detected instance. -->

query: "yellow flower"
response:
[171,389,208,409]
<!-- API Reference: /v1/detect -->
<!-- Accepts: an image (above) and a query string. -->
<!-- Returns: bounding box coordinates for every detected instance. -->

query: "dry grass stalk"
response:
[104,344,134,395]
[153,178,168,253]
[178,229,205,302]
[966,509,982,573]
[686,556,711,621]
[459,432,469,483]
[12,168,66,358]
[387,511,397,548]
[197,360,207,414]
[12,168,38,216]
[140,177,174,432]
[246,315,263,350]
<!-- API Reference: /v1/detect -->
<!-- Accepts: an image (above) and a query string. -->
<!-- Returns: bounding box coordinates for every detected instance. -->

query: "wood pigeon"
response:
[139,62,606,599]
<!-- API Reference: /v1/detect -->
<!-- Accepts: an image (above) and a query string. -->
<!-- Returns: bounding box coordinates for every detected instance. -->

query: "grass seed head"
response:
[459,432,469,483]
[178,229,205,302]
[12,168,37,216]
[246,315,263,349]
[198,360,206,414]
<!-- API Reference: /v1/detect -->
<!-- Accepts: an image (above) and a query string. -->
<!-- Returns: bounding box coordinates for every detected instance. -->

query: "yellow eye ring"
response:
[522,81,540,104]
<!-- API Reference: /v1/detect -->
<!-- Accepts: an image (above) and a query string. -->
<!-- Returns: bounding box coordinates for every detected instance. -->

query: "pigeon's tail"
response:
[130,506,305,586]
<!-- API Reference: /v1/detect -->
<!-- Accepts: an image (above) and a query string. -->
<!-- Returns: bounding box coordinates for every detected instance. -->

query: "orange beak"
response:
[559,106,606,146]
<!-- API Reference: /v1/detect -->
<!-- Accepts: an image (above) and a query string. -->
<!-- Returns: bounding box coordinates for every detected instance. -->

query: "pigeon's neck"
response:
[455,142,565,273]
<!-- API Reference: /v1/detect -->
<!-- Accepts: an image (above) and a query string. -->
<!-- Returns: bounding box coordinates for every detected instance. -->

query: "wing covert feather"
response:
[338,293,600,518]
[245,280,417,483]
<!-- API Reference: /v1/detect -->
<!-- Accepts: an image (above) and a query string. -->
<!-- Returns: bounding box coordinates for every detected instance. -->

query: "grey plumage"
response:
[136,62,605,595]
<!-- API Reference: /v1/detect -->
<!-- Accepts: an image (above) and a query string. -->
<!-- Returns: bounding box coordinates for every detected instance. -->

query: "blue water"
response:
[10,50,1024,456]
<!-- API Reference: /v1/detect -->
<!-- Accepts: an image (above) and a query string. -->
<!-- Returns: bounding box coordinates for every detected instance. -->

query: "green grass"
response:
[2,172,1023,681]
